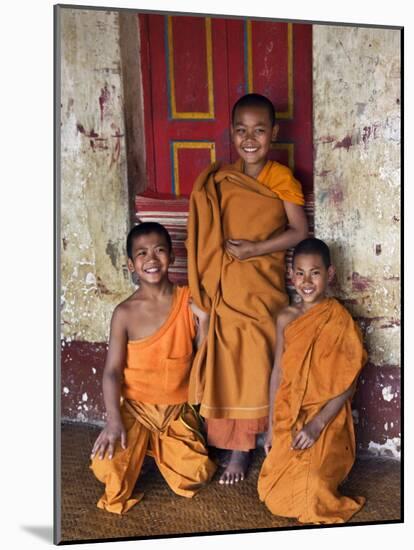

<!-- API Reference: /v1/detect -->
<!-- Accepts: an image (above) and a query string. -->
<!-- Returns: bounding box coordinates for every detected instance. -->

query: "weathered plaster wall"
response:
[60,8,133,420]
[61,8,132,340]
[313,26,401,457]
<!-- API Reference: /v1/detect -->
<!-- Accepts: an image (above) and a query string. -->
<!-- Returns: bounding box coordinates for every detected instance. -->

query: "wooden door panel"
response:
[140,14,230,196]
[168,16,214,118]
[139,14,312,196]
[245,21,291,116]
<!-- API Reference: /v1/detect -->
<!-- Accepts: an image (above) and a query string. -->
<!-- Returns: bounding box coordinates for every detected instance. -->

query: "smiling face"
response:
[127,231,174,286]
[231,105,278,177]
[290,253,335,309]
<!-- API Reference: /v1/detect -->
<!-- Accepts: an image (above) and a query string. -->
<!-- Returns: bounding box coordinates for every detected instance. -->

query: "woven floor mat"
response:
[59,422,401,543]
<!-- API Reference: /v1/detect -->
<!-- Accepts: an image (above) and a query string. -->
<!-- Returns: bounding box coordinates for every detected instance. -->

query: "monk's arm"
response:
[264,313,290,455]
[189,299,210,349]
[225,202,308,260]
[314,384,355,429]
[195,317,209,349]
[291,383,356,450]
[91,306,128,459]
[255,202,308,255]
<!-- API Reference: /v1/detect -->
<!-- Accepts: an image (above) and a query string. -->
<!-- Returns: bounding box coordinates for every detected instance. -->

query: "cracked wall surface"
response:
[60,8,133,345]
[313,25,401,457]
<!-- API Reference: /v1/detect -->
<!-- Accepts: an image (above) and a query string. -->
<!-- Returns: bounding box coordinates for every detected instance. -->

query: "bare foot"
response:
[211,448,231,468]
[219,450,250,485]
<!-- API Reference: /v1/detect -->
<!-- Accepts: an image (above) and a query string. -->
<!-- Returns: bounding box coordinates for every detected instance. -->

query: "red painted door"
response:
[139,14,312,197]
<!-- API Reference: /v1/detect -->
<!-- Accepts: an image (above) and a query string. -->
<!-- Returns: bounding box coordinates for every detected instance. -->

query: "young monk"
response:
[186,93,308,484]
[258,238,366,524]
[90,222,216,514]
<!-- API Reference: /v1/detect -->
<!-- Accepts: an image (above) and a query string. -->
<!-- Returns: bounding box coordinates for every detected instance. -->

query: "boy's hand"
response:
[225,239,258,260]
[264,429,273,456]
[291,418,324,450]
[90,419,127,460]
[189,298,210,323]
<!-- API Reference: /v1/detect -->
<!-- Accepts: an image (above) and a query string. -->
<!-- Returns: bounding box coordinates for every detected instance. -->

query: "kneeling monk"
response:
[258,238,367,524]
[90,222,216,514]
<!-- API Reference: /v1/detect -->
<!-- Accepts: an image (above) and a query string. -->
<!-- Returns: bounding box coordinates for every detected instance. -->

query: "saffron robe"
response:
[258,298,367,524]
[186,159,304,423]
[90,286,216,514]
[123,286,195,405]
[205,416,268,451]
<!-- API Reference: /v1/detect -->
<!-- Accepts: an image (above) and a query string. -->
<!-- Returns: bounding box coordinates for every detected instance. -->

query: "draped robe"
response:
[91,286,216,514]
[258,298,366,523]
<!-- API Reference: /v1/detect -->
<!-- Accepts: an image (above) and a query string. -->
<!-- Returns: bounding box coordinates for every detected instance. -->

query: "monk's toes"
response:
[219,473,227,485]
[235,472,246,483]
[219,466,247,485]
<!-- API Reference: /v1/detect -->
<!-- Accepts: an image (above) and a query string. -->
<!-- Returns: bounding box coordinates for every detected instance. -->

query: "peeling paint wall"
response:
[313,26,401,457]
[60,8,133,345]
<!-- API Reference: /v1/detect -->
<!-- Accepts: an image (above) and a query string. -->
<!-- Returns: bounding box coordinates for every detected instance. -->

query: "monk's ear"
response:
[327,265,336,283]
[128,258,139,285]
[271,123,279,142]
[169,251,175,266]
[288,266,294,280]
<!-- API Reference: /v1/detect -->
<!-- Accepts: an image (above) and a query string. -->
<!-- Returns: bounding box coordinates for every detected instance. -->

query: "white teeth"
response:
[303,288,314,294]
[243,147,258,152]
[145,267,159,273]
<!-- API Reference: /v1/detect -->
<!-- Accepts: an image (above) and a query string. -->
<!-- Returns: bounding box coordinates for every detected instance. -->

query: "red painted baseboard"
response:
[60,341,400,456]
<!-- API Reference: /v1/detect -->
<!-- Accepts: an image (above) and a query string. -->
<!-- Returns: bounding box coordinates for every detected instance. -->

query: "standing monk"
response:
[186,93,308,484]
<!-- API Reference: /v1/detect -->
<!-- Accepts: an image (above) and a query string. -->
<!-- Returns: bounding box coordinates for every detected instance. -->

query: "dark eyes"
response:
[235,128,265,134]
[135,247,165,257]
[294,271,320,276]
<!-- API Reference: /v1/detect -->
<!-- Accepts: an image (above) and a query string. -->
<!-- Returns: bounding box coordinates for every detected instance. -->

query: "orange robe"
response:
[258,298,367,524]
[91,286,216,514]
[186,159,304,449]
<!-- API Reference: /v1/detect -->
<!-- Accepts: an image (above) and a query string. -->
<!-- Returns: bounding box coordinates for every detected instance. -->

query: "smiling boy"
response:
[186,93,308,485]
[90,222,216,514]
[258,238,366,523]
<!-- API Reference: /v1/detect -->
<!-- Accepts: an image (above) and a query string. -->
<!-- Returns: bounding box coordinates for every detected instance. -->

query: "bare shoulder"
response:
[276,304,300,330]
[111,291,141,323]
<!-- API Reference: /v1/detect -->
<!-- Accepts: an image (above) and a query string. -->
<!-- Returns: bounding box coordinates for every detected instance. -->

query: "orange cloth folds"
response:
[251,160,304,205]
[123,286,196,405]
[91,400,216,514]
[186,160,303,420]
[91,285,216,514]
[205,417,268,451]
[258,298,367,524]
